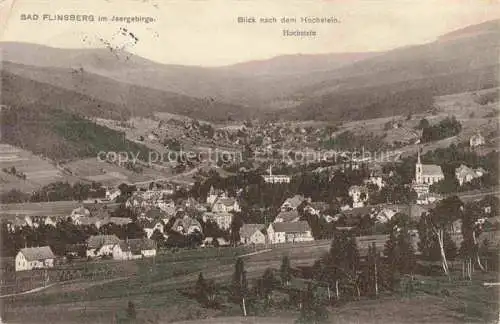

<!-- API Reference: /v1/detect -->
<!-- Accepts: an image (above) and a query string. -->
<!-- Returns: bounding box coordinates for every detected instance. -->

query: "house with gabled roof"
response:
[280,195,306,212]
[86,234,121,258]
[212,197,241,213]
[15,246,55,271]
[240,224,266,245]
[274,210,301,223]
[267,221,313,244]
[455,164,484,186]
[142,220,165,238]
[112,238,156,260]
[171,215,203,235]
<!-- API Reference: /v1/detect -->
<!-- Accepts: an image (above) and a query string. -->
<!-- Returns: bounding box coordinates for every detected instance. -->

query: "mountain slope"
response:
[277,20,500,120]
[0,105,151,161]
[1,62,250,121]
[0,43,376,107]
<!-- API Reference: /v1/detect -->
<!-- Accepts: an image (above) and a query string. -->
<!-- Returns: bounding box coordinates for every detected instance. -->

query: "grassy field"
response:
[2,241,498,324]
[0,144,81,194]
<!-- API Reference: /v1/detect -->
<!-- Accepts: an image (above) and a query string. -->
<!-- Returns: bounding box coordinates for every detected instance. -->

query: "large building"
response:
[415,151,444,186]
[267,221,314,244]
[414,151,444,204]
[15,246,55,272]
[262,166,291,184]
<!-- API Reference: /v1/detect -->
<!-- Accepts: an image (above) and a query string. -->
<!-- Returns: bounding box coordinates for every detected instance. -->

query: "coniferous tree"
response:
[280,255,292,286]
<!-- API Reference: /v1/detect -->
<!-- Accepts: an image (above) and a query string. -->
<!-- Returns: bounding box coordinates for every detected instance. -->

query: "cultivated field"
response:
[2,241,498,324]
[0,144,80,194]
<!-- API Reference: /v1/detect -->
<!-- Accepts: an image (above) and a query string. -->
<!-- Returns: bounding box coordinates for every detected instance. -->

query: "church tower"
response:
[415,150,423,184]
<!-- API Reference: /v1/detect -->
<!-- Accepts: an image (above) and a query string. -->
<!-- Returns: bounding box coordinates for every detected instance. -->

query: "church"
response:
[415,151,444,186]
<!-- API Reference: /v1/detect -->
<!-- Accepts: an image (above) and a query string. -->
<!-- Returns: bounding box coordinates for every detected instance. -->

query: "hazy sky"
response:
[1,0,499,66]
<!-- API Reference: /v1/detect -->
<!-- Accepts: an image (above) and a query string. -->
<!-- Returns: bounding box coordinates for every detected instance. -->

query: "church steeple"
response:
[417,149,421,165]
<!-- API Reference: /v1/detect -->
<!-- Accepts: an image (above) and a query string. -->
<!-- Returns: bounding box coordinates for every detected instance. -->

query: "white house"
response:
[262,165,291,184]
[348,185,369,208]
[142,220,165,238]
[240,224,266,245]
[267,221,314,244]
[86,235,121,258]
[206,186,228,205]
[280,195,306,212]
[171,216,203,235]
[469,132,485,147]
[455,164,484,186]
[15,246,55,272]
[112,238,156,260]
[212,197,241,213]
[202,212,233,230]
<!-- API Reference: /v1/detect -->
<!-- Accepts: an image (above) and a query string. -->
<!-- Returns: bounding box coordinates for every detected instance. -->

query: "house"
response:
[75,216,103,228]
[212,197,241,213]
[303,202,329,216]
[267,221,314,244]
[142,220,165,238]
[348,185,369,208]
[171,215,203,235]
[44,216,57,227]
[86,235,121,258]
[70,206,90,221]
[106,217,132,226]
[274,210,301,223]
[202,212,233,230]
[240,224,266,245]
[365,167,385,189]
[15,246,55,272]
[206,186,228,205]
[280,195,305,212]
[469,132,485,147]
[262,165,291,184]
[374,207,397,223]
[202,237,230,247]
[112,238,156,260]
[105,189,121,201]
[455,164,484,186]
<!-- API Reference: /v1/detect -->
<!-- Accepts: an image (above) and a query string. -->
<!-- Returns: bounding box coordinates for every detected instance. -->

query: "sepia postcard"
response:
[0,0,499,323]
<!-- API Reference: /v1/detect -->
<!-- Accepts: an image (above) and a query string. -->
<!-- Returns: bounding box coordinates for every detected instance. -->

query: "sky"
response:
[0,0,499,66]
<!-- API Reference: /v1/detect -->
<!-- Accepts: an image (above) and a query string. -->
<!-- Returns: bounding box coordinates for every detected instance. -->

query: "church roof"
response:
[421,164,443,176]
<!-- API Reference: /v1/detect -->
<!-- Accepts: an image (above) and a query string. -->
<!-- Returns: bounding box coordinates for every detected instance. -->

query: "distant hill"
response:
[221,52,379,76]
[0,43,377,108]
[0,105,151,161]
[276,20,500,120]
[1,63,250,122]
[1,20,499,121]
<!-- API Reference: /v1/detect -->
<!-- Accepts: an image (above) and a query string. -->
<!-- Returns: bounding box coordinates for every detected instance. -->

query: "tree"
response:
[126,300,136,320]
[416,118,430,130]
[296,283,329,324]
[230,214,243,246]
[280,255,292,286]
[421,196,463,275]
[150,229,165,248]
[195,272,208,303]
[257,268,276,305]
[232,258,248,316]
[460,201,487,274]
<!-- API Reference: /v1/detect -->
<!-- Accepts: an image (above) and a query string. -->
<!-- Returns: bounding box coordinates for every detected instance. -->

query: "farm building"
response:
[240,224,266,245]
[86,235,121,258]
[112,238,156,260]
[267,221,314,244]
[15,246,55,272]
